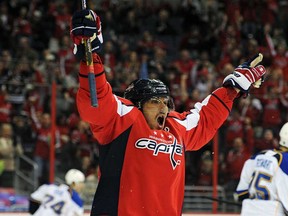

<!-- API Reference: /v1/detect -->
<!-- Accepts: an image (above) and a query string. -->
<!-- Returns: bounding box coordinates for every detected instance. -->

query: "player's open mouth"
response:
[157,115,165,128]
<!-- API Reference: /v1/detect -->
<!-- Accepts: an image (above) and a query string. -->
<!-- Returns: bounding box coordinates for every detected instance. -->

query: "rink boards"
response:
[0,213,240,216]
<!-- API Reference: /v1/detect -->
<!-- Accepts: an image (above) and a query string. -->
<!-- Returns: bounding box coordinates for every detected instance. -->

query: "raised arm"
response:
[70,9,138,144]
[178,54,266,150]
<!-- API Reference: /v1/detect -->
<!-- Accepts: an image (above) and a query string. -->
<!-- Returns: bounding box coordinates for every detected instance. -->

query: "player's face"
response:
[74,182,85,193]
[142,96,169,130]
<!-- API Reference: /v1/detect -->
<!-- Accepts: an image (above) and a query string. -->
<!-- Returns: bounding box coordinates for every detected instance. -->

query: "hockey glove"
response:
[70,9,103,60]
[223,57,266,97]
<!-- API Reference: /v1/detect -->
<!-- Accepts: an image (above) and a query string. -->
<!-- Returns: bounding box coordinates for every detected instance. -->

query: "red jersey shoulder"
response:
[168,110,192,120]
[117,96,134,106]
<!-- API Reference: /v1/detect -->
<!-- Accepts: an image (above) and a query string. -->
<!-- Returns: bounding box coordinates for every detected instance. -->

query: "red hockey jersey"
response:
[77,56,238,216]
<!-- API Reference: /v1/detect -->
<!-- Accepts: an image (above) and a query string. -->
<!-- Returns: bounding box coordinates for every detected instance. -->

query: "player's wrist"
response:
[233,87,240,93]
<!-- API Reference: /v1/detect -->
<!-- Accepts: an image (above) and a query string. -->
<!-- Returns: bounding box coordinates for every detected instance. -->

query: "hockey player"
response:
[235,122,288,216]
[29,169,85,216]
[70,9,266,215]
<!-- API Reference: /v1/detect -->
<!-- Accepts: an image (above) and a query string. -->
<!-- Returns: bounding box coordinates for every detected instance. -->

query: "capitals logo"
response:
[135,137,183,170]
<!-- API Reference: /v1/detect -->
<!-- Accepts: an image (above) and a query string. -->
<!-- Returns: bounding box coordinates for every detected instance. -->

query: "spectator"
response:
[14,36,38,63]
[0,90,12,123]
[271,40,288,75]
[242,117,255,154]
[82,164,100,199]
[254,129,278,154]
[12,6,32,39]
[154,8,177,36]
[180,0,204,34]
[0,2,13,50]
[0,50,13,86]
[136,30,164,57]
[33,113,60,185]
[223,137,250,195]
[0,123,23,187]
[102,40,117,76]
[224,110,244,150]
[57,34,76,76]
[196,150,213,186]
[171,49,195,90]
[12,113,36,157]
[115,50,140,92]
[238,97,263,128]
[260,86,283,133]
[30,10,51,53]
[147,46,168,80]
[217,47,242,72]
[60,129,82,173]
[179,26,203,57]
[101,10,117,41]
[118,9,141,36]
[52,3,71,39]
[192,64,214,100]
[6,57,43,109]
[56,88,75,119]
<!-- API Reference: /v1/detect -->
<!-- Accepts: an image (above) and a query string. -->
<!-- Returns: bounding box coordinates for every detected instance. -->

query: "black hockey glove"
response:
[70,9,103,60]
[223,54,266,97]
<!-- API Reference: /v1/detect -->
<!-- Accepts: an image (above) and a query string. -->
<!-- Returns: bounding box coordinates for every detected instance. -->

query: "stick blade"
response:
[249,53,263,67]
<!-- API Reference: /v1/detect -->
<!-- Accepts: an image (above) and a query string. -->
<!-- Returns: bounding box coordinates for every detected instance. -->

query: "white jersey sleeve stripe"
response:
[115,95,134,117]
[173,95,210,131]
[173,111,200,131]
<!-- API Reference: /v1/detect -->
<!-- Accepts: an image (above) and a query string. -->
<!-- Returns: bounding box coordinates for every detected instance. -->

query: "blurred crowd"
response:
[0,0,288,198]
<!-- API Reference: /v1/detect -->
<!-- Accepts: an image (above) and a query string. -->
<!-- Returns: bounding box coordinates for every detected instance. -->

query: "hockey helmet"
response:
[124,79,174,109]
[279,122,288,148]
[65,169,85,185]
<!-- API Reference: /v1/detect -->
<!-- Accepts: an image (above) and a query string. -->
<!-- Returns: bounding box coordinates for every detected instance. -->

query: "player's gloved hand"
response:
[70,9,103,60]
[223,56,266,97]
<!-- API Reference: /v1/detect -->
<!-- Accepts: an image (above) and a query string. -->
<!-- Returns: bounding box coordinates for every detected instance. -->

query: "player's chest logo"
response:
[135,134,183,170]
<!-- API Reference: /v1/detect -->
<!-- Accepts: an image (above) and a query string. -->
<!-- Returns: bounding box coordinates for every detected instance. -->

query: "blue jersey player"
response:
[29,169,85,216]
[235,122,288,216]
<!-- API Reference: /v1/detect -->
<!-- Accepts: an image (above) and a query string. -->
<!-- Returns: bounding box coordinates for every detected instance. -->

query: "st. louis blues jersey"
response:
[30,184,84,216]
[236,149,288,215]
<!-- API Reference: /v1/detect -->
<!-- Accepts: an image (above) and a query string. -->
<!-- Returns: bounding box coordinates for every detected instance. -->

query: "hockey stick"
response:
[82,0,98,107]
[247,53,263,88]
[200,196,242,207]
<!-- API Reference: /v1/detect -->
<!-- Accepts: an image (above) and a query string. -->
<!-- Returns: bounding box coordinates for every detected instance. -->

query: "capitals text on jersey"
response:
[135,137,183,169]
